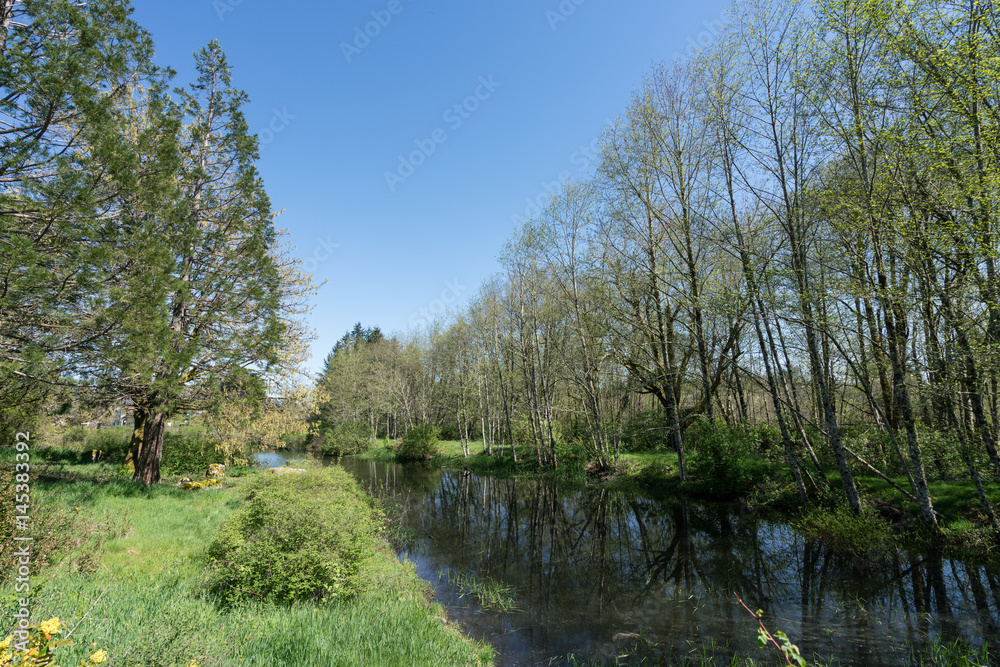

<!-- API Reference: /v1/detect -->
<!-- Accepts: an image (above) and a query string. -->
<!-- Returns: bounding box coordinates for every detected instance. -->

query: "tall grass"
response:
[0,453,492,666]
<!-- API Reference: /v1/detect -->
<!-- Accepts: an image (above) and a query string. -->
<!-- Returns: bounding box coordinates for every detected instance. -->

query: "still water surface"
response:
[255,453,999,665]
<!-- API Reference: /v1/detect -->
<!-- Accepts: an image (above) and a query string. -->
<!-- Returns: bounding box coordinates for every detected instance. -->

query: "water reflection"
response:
[339,458,998,666]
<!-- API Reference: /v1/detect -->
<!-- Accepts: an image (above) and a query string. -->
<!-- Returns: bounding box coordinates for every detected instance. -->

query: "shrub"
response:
[316,420,371,457]
[687,419,761,497]
[793,505,892,555]
[206,466,383,606]
[396,423,440,462]
[161,428,219,477]
[61,425,88,446]
[632,460,674,487]
[85,426,131,461]
[279,431,310,451]
[620,409,671,452]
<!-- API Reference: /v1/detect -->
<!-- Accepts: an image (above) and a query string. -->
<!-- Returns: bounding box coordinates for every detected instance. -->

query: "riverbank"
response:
[0,448,492,666]
[356,439,1000,565]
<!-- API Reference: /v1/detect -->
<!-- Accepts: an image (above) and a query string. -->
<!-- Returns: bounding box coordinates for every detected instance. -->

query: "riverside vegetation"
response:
[346,424,1000,564]
[0,427,492,666]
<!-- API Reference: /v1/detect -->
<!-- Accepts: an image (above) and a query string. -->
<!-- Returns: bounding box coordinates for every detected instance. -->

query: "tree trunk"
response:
[133,411,167,485]
[124,406,147,472]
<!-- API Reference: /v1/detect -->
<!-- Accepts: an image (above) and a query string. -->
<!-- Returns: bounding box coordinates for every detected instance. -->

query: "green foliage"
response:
[279,431,310,451]
[0,465,90,583]
[630,459,675,488]
[918,429,968,481]
[621,409,671,452]
[60,426,89,446]
[397,423,441,462]
[793,506,892,556]
[315,420,372,458]
[756,627,805,667]
[160,428,220,478]
[206,467,383,606]
[0,617,109,667]
[687,420,762,497]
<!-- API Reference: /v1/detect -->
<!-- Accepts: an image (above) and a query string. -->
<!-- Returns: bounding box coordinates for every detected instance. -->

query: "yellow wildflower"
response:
[0,635,10,649]
[185,662,200,667]
[89,649,108,664]
[38,618,61,636]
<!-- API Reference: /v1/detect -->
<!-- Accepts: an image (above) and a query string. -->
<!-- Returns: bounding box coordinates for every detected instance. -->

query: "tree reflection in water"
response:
[342,459,998,666]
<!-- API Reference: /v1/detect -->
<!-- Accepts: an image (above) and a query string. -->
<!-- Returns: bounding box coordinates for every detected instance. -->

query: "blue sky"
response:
[130,0,733,376]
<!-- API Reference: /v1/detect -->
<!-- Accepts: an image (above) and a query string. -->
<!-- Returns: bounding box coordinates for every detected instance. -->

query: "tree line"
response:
[0,0,312,483]
[314,0,1000,536]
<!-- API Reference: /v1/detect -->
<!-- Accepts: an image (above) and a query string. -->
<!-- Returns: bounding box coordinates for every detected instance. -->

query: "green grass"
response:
[1,451,493,666]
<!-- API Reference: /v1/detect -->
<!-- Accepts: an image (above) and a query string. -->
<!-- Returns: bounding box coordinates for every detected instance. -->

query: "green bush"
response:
[279,431,311,451]
[316,420,371,457]
[632,459,674,487]
[161,428,218,477]
[61,425,89,446]
[621,409,671,451]
[206,466,383,606]
[793,506,892,555]
[687,419,761,497]
[85,425,131,460]
[396,423,440,462]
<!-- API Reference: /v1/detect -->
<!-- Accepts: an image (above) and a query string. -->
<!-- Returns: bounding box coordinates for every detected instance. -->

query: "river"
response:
[254,453,999,665]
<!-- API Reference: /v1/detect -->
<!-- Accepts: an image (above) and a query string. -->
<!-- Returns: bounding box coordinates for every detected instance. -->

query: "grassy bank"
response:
[1,449,492,666]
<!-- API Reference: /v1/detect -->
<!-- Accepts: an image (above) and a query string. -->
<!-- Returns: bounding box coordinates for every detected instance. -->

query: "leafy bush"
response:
[61,425,89,446]
[85,426,131,460]
[315,420,371,457]
[279,431,311,451]
[687,419,761,497]
[206,466,383,606]
[620,409,671,451]
[632,460,674,487]
[161,428,219,477]
[396,423,440,462]
[793,506,892,555]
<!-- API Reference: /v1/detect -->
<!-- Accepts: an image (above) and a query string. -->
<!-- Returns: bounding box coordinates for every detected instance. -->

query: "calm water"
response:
[257,453,1000,665]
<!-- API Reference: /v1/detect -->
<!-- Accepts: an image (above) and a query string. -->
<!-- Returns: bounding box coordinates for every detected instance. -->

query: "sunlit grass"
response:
[1,452,493,666]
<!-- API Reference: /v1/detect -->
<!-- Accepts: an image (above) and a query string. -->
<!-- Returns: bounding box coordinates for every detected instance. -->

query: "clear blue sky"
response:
[131,0,733,376]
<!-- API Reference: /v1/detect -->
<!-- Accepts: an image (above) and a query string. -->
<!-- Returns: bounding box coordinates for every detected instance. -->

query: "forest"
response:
[312,0,1000,538]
